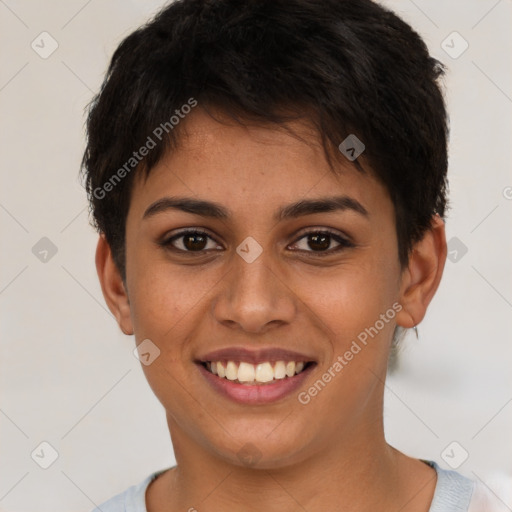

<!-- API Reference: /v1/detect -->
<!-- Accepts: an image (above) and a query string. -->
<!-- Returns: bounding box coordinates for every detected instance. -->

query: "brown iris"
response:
[183,233,208,251]
[307,233,331,251]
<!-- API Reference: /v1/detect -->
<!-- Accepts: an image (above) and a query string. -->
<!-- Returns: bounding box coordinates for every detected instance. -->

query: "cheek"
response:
[301,262,399,335]
[128,247,217,339]
[294,253,400,372]
[296,267,399,423]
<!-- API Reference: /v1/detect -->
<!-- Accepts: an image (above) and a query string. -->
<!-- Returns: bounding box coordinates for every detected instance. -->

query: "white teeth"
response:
[238,362,255,382]
[274,361,286,379]
[255,362,274,383]
[204,359,309,384]
[285,361,296,377]
[225,361,238,381]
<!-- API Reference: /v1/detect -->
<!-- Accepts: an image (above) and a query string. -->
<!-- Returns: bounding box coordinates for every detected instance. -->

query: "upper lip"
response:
[196,347,317,365]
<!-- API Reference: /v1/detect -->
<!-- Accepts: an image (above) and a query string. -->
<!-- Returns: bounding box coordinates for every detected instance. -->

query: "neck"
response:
[162,414,410,512]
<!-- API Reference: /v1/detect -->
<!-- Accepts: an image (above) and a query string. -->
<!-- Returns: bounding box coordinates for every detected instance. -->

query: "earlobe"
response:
[396,214,447,329]
[95,233,134,335]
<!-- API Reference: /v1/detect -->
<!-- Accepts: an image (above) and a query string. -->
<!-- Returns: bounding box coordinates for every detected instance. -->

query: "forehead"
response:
[128,107,392,222]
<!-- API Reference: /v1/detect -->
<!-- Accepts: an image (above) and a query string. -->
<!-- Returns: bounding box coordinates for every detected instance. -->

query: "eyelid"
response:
[289,227,354,254]
[292,226,353,244]
[167,228,216,240]
[160,228,221,251]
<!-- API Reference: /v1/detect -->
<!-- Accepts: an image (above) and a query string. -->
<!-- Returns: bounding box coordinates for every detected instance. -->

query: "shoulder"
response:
[90,470,167,512]
[426,460,474,511]
[426,460,510,512]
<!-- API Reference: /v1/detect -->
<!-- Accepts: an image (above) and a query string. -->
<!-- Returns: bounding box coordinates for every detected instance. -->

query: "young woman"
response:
[83,1,499,510]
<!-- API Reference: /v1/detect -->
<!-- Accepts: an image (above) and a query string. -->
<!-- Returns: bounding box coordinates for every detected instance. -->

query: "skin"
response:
[96,107,447,512]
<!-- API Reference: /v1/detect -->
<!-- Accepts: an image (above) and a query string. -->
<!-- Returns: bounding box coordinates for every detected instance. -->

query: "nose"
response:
[211,248,297,334]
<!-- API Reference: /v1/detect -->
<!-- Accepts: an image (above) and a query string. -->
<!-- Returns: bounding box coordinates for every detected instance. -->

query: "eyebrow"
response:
[142,195,369,222]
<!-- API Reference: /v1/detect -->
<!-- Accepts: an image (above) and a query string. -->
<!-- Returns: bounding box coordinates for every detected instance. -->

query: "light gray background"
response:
[1,1,511,510]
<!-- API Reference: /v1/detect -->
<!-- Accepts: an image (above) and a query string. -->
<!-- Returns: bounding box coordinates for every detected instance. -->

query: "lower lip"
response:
[197,363,315,405]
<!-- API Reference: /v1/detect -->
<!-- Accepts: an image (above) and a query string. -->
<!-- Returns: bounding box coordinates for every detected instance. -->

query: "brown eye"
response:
[182,233,208,251]
[307,233,331,251]
[291,230,354,255]
[161,230,222,253]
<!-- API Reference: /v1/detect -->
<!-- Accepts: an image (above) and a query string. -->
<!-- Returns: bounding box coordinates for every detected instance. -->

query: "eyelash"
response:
[159,228,354,257]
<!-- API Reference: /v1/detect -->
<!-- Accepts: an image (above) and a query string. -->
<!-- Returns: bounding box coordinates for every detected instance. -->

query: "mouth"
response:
[198,359,315,385]
[195,347,317,404]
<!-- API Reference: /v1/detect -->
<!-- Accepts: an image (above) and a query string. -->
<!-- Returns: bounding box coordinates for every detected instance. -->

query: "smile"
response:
[202,360,311,385]
[195,346,317,404]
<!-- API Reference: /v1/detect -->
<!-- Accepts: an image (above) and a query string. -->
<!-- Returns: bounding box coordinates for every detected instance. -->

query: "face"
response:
[114,108,417,468]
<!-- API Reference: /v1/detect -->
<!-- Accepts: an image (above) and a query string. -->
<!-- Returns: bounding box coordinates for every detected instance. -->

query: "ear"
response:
[396,214,447,329]
[95,233,134,335]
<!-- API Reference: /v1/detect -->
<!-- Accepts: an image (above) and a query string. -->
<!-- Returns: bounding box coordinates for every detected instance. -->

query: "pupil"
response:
[309,233,330,251]
[185,233,207,251]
